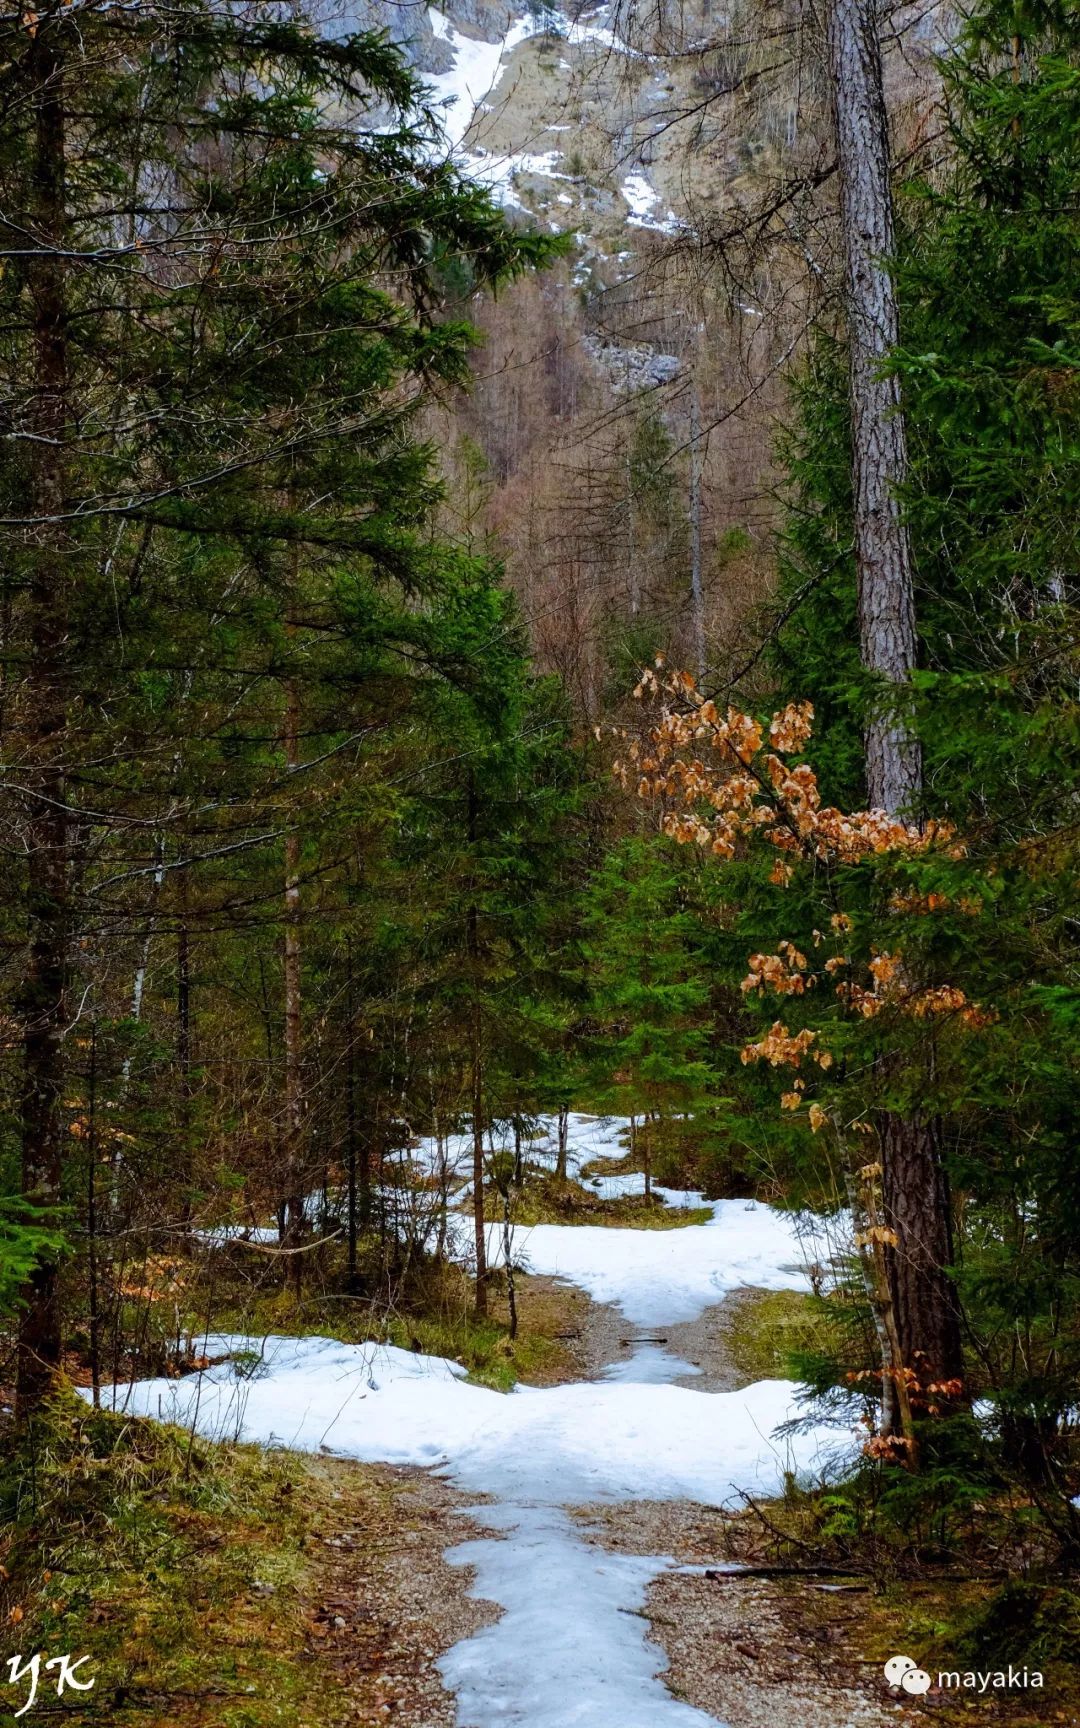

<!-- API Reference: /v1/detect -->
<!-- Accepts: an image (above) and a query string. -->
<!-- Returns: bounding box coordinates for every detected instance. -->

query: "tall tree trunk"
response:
[826,0,920,816]
[345,945,359,1287]
[87,1022,101,1409]
[688,366,706,684]
[624,364,639,618]
[827,0,963,1393]
[16,18,70,1418]
[176,869,193,1241]
[281,545,305,1293]
[880,1114,963,1382]
[556,1102,569,1181]
[502,1186,518,1341]
[470,994,488,1317]
[467,775,488,1315]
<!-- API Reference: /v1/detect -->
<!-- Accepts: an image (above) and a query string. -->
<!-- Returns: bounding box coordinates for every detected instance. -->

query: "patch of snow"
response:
[99,1115,851,1728]
[467,146,569,206]
[475,1198,823,1327]
[439,1503,719,1727]
[93,1331,842,1504]
[622,170,660,220]
[602,1342,702,1383]
[583,1171,704,1207]
[424,8,536,149]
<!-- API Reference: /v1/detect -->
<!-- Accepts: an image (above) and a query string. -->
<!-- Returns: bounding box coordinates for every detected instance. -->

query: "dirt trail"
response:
[512,1268,746,1391]
[298,1458,496,1726]
[301,1276,911,1728]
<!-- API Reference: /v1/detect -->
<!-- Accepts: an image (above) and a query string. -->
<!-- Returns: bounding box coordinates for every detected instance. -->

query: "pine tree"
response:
[0,0,552,1408]
[741,0,1080,1470]
[586,837,714,1197]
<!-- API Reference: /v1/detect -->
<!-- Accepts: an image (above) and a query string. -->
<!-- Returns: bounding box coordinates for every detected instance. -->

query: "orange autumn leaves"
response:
[619,667,960,866]
[621,666,993,1099]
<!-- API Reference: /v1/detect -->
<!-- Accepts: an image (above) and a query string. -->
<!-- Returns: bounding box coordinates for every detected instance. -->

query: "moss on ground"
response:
[0,1392,357,1727]
[488,1170,712,1232]
[721,1287,829,1385]
[207,1256,574,1394]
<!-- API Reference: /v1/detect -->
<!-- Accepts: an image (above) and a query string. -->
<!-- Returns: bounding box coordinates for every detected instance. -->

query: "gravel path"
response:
[309,1275,910,1728]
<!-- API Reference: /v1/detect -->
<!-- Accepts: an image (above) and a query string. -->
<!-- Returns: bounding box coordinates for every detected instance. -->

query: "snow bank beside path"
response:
[94,1331,844,1505]
[93,1119,851,1728]
[483,1198,827,1327]
[92,1322,852,1728]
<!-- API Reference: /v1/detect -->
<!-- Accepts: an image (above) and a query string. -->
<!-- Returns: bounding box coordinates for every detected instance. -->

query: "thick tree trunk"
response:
[880,1114,963,1383]
[826,0,921,816]
[16,19,70,1417]
[827,0,963,1398]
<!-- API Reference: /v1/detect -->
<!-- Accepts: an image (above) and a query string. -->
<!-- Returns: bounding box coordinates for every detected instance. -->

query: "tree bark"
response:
[345,946,359,1287]
[176,867,193,1240]
[470,996,488,1316]
[16,16,71,1417]
[826,0,920,815]
[556,1102,569,1181]
[87,1022,101,1409]
[467,776,488,1315]
[280,544,305,1293]
[688,369,706,684]
[880,1113,963,1383]
[827,0,964,1396]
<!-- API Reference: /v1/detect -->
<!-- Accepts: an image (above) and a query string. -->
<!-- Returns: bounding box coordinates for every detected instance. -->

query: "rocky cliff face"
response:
[347,0,945,278]
[322,0,949,706]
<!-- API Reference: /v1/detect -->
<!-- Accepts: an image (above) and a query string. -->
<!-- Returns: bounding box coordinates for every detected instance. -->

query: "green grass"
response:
[722,1286,827,1384]
[0,1391,342,1728]
[205,1255,571,1393]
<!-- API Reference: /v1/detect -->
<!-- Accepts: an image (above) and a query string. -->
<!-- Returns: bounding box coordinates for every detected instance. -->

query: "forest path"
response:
[293,1282,908,1728]
[95,1117,909,1727]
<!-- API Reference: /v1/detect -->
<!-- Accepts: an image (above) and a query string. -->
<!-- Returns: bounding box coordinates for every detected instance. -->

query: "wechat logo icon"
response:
[884,1654,932,1695]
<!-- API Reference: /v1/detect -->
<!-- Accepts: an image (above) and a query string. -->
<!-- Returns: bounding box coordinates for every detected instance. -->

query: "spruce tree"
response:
[0,0,552,1407]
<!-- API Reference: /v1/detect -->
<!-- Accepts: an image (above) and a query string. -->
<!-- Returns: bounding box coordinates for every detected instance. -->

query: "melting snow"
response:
[99,1116,852,1727]
[425,8,536,149]
[622,170,660,219]
[440,1504,720,1727]
[487,1199,822,1327]
[621,169,682,234]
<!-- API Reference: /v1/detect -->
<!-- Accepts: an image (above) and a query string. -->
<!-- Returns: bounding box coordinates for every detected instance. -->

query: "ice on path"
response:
[98,1331,846,1727]
[97,1331,838,1503]
[439,1504,719,1728]
[96,1125,850,1728]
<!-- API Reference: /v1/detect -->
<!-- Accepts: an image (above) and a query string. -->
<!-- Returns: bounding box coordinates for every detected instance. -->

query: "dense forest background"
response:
[2,0,1080,1704]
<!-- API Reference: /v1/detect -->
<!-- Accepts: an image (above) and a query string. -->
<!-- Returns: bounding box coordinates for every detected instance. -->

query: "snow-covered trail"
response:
[91,1116,851,1728]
